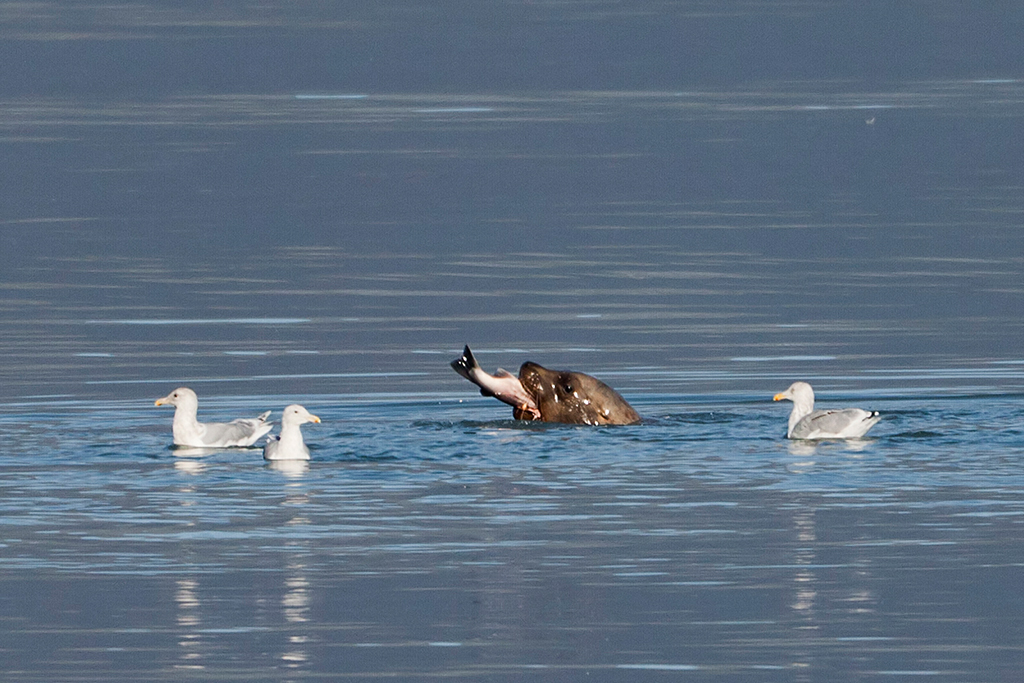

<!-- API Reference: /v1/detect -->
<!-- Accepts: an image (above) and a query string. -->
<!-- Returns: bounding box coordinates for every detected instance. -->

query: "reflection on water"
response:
[0,393,1023,678]
[173,457,207,475]
[175,578,204,671]
[281,564,311,668]
[267,460,311,477]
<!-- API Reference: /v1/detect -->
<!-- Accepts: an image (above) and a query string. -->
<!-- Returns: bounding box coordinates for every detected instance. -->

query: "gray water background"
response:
[2,3,1024,681]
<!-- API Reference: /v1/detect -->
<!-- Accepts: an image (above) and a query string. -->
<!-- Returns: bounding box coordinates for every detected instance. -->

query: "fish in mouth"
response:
[451,346,640,425]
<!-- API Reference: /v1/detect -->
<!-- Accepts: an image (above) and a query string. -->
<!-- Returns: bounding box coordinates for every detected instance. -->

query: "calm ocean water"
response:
[2,2,1024,681]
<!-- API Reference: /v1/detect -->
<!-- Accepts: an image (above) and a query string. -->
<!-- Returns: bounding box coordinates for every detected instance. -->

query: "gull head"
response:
[773,381,814,405]
[282,404,321,427]
[155,387,199,409]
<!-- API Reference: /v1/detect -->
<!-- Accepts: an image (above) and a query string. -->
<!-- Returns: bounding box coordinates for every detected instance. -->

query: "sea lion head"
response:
[517,362,641,426]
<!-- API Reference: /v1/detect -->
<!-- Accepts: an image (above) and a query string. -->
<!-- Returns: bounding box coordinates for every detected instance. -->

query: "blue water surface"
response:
[2,2,1024,681]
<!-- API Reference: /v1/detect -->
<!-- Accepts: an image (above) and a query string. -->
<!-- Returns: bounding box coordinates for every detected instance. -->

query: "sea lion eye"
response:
[562,382,574,394]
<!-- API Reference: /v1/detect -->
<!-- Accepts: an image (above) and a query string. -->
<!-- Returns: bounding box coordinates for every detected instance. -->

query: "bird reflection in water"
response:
[266,460,310,477]
[173,457,207,475]
[175,578,204,671]
[279,482,312,669]
[791,510,818,614]
[281,564,311,667]
[171,446,220,474]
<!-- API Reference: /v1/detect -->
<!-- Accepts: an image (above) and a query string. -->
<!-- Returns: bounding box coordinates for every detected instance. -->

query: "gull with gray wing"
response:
[773,381,880,440]
[263,404,321,461]
[155,387,273,448]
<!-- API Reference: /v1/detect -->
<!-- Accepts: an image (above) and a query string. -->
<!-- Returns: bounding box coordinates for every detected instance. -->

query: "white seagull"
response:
[263,404,321,461]
[773,381,880,440]
[155,387,272,448]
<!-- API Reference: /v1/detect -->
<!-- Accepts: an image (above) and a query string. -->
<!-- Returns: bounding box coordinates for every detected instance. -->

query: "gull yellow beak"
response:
[154,398,165,406]
[772,393,785,401]
[311,415,321,423]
